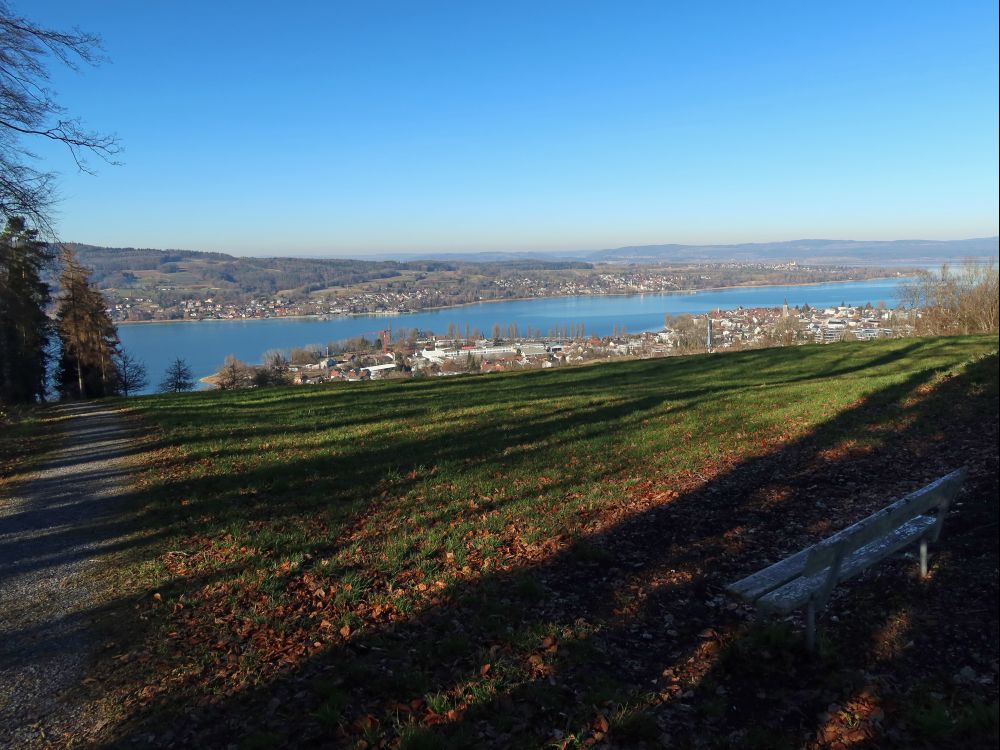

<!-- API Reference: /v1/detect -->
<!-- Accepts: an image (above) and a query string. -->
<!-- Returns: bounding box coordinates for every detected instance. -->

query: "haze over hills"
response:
[587,237,1000,265]
[65,236,999,266]
[359,236,1000,264]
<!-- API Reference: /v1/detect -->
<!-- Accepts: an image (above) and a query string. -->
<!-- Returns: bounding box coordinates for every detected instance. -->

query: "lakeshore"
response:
[115,274,911,326]
[119,277,909,394]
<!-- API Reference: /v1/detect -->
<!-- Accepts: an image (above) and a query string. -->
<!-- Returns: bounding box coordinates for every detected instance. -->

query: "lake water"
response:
[119,277,908,393]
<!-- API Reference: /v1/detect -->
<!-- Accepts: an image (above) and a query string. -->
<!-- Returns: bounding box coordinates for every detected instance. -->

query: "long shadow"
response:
[79,346,997,748]
[138,390,679,523]
[141,338,940,423]
[124,340,960,477]
[0,409,160,584]
[679,375,999,749]
[0,342,988,744]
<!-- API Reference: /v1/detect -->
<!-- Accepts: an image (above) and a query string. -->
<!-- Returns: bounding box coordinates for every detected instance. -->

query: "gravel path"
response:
[0,403,143,748]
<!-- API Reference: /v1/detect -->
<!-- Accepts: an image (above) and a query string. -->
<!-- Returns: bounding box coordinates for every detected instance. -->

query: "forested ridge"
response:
[62,243,590,294]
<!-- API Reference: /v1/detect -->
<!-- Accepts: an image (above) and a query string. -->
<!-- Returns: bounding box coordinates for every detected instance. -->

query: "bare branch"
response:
[0,1,119,231]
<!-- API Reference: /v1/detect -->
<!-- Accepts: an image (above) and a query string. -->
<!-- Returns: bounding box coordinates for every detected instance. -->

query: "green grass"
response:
[904,693,999,742]
[106,335,998,747]
[0,405,59,496]
[132,336,994,578]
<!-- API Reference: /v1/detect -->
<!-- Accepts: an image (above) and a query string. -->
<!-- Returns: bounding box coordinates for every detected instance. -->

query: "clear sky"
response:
[26,0,1000,256]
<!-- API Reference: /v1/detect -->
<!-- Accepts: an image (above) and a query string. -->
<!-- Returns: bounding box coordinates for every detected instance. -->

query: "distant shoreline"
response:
[415,274,911,313]
[115,273,911,327]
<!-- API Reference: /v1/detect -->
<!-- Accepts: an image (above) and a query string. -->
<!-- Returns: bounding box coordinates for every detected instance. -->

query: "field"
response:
[67,336,999,747]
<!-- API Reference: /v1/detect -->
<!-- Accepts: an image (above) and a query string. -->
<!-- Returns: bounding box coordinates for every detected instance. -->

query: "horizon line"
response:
[60,234,1000,260]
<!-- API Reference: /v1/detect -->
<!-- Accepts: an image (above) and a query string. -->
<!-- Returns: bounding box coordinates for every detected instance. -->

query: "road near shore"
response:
[0,403,143,748]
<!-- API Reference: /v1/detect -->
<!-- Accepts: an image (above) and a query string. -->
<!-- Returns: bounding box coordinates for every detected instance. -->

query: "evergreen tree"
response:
[0,217,51,404]
[159,357,195,393]
[54,248,119,399]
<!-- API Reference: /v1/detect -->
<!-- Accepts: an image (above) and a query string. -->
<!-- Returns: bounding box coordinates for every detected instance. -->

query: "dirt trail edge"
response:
[1,402,144,747]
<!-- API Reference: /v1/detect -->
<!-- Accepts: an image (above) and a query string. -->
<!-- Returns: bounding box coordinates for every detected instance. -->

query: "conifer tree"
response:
[0,217,52,404]
[54,249,119,399]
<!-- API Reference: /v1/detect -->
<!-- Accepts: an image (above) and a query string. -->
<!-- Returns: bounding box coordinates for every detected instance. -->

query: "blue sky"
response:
[26,1,1000,255]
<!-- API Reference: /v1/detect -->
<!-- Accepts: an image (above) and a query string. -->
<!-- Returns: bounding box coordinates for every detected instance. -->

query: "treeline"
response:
[900,262,999,335]
[1,221,151,407]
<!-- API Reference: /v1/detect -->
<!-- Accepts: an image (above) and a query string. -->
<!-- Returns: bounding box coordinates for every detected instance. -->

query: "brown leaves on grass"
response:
[812,687,886,748]
[99,345,998,748]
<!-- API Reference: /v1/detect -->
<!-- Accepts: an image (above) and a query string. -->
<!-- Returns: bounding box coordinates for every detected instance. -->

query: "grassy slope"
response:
[99,336,997,748]
[0,407,62,498]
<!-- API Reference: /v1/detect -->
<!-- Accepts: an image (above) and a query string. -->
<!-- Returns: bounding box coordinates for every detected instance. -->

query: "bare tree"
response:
[114,349,147,396]
[159,357,194,393]
[663,313,704,351]
[900,261,999,335]
[289,346,321,365]
[0,2,121,231]
[768,313,804,347]
[217,354,252,390]
[254,350,291,387]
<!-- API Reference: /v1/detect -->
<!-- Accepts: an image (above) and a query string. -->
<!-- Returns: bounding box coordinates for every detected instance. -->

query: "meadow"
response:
[70,336,999,747]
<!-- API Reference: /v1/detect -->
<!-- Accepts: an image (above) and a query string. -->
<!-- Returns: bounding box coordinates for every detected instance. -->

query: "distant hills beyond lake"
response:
[64,236,998,266]
[364,236,1000,264]
[586,237,999,265]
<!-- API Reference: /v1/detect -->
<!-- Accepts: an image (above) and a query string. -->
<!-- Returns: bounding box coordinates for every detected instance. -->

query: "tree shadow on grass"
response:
[79,344,998,748]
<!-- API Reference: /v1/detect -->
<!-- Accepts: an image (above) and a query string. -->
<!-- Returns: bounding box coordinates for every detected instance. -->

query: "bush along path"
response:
[0,403,145,748]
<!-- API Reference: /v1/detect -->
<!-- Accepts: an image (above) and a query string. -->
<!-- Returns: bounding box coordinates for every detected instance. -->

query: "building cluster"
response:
[490,263,820,298]
[109,296,344,322]
[108,263,899,323]
[799,305,903,342]
[266,303,912,388]
[288,355,400,384]
[278,337,653,385]
[689,303,905,349]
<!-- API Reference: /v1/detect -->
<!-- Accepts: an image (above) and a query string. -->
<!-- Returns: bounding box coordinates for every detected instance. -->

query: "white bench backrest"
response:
[803,468,966,577]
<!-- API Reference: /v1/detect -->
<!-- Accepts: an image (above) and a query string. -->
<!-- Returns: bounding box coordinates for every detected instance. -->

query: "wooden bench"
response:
[726,468,966,651]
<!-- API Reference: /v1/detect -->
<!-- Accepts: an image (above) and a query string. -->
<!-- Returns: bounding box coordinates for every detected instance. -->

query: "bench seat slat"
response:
[725,547,812,603]
[802,469,965,575]
[725,468,965,604]
[755,514,936,615]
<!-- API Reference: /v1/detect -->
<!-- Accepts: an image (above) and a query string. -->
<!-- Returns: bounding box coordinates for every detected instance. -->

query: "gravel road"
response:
[0,403,143,747]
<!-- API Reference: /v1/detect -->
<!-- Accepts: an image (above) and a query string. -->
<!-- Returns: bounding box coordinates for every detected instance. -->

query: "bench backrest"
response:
[802,467,966,576]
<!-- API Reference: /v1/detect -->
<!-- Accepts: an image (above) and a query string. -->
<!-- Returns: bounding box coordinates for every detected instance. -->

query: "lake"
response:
[119,277,908,393]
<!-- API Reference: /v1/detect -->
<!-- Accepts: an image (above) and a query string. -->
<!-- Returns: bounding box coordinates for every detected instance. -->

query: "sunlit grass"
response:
[130,336,995,620]
[114,334,997,746]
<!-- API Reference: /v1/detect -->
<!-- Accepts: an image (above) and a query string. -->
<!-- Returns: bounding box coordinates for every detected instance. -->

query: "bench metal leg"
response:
[805,601,816,652]
[919,538,928,578]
